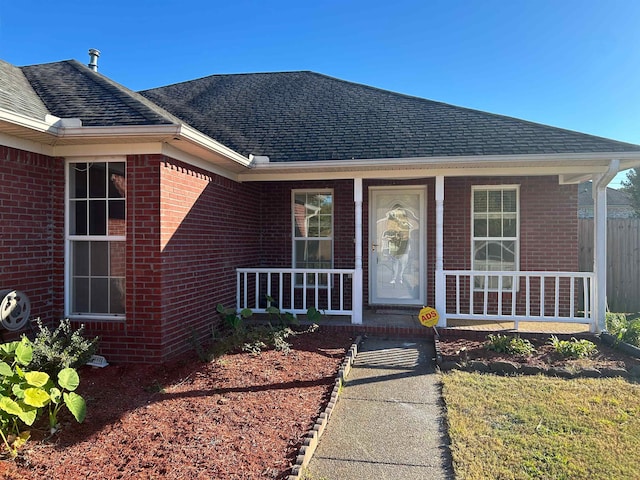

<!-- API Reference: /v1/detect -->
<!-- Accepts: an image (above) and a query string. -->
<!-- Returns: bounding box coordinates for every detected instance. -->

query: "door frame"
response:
[368,185,427,306]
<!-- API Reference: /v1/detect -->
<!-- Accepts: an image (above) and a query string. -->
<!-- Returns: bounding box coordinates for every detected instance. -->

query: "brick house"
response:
[1,55,640,363]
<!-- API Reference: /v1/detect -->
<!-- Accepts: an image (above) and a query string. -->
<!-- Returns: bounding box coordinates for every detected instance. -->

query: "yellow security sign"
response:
[418,306,439,327]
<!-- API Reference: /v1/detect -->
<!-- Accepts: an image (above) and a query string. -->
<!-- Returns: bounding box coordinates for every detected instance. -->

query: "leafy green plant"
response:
[606,312,640,348]
[212,300,323,357]
[216,304,253,333]
[485,334,535,355]
[0,338,86,457]
[29,319,99,376]
[549,335,598,359]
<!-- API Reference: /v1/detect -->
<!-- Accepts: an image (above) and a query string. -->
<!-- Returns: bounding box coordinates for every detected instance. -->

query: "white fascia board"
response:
[237,152,640,182]
[56,124,181,139]
[0,107,61,133]
[238,163,624,182]
[53,142,165,157]
[0,131,54,155]
[160,143,240,181]
[178,124,252,168]
[56,123,251,169]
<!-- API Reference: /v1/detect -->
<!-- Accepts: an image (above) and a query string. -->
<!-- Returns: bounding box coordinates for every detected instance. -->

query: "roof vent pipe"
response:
[88,48,100,72]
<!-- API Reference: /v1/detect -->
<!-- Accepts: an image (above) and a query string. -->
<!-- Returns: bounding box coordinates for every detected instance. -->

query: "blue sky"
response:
[1,0,638,187]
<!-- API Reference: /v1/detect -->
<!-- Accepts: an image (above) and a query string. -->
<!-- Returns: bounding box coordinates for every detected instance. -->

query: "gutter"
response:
[247,151,640,171]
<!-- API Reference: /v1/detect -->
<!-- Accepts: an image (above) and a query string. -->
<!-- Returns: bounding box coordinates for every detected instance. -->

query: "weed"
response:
[485,334,535,355]
[549,335,597,358]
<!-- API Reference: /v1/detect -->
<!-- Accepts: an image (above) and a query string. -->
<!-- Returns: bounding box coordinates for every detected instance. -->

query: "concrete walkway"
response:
[304,337,453,480]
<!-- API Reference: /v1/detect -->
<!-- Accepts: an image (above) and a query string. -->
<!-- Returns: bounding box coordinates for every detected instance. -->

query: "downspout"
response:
[592,159,620,333]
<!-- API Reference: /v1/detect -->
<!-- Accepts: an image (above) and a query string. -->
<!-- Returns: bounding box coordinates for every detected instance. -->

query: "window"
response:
[292,190,333,285]
[67,161,126,317]
[472,186,519,289]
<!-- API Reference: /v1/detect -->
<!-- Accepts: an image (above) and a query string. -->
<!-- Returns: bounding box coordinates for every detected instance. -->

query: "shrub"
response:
[29,319,99,376]
[485,334,535,356]
[549,335,597,359]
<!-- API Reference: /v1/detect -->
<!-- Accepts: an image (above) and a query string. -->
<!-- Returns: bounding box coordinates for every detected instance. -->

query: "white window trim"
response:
[471,184,520,292]
[291,189,334,287]
[65,157,127,321]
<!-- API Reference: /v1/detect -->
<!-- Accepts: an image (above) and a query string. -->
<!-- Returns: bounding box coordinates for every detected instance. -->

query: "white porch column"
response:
[435,176,446,327]
[352,177,363,324]
[592,160,619,333]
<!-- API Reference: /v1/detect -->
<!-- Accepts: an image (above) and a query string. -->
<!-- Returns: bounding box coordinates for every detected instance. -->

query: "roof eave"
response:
[237,152,640,182]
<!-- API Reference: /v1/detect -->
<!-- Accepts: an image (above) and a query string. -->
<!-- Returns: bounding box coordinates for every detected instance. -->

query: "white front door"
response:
[369,187,426,305]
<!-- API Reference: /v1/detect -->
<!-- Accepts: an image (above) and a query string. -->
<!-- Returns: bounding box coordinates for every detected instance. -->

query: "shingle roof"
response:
[578,181,634,207]
[140,71,640,162]
[19,60,178,127]
[0,60,49,120]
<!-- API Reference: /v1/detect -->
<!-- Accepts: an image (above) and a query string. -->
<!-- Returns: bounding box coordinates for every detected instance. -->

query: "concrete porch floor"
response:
[316,308,592,335]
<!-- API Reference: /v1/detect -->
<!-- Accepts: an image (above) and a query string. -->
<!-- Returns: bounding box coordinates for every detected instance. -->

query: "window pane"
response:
[70,163,87,199]
[89,162,107,198]
[72,278,89,312]
[487,242,503,264]
[474,217,487,237]
[488,216,502,237]
[110,279,126,314]
[503,216,517,237]
[473,190,487,212]
[89,200,106,235]
[474,241,488,262]
[90,242,109,276]
[90,278,109,313]
[71,200,87,235]
[108,163,126,199]
[73,241,89,276]
[503,190,517,212]
[110,242,126,277]
[319,214,332,236]
[503,241,516,264]
[488,190,502,212]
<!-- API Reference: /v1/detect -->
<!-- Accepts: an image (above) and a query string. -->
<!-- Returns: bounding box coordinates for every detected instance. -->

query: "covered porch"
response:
[236,165,619,334]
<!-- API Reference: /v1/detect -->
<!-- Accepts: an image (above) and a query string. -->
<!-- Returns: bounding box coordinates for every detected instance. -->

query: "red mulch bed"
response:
[438,334,640,371]
[0,329,354,480]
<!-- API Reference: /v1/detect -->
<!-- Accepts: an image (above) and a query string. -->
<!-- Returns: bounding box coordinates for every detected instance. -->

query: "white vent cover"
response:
[0,290,31,331]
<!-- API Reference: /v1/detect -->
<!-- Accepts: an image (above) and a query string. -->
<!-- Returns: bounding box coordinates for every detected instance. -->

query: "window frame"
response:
[65,158,127,321]
[471,185,520,291]
[291,189,334,287]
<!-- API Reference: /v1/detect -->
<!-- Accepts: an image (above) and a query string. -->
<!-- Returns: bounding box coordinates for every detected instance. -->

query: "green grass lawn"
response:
[441,371,640,480]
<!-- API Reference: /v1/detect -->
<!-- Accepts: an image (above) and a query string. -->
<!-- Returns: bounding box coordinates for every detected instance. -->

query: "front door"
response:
[369,187,426,305]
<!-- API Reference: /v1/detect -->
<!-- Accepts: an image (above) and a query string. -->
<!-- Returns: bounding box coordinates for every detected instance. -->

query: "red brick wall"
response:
[0,146,64,331]
[258,180,354,269]
[159,158,262,360]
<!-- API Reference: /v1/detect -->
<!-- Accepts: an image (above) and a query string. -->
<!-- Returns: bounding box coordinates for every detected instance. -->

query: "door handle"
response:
[371,243,378,252]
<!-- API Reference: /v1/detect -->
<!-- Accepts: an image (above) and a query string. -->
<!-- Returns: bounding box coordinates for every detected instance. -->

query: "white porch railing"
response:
[443,270,595,330]
[237,268,355,317]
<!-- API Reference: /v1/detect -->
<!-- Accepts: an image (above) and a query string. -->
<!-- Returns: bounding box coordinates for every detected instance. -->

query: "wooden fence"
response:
[579,218,640,312]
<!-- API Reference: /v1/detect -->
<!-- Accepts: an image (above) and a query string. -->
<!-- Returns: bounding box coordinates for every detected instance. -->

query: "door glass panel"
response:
[371,189,424,304]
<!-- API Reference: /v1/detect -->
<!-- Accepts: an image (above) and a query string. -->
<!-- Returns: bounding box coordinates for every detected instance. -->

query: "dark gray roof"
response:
[140,71,640,162]
[20,60,178,127]
[578,181,634,207]
[0,60,49,120]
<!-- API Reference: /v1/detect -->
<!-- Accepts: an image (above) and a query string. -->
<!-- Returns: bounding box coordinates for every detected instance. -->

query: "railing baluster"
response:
[554,275,560,318]
[483,274,489,316]
[497,275,503,316]
[540,276,545,318]
[569,277,575,319]
[456,274,461,315]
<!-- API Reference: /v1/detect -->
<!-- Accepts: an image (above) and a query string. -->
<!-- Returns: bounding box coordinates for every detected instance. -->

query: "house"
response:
[2,53,640,363]
[578,181,636,218]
